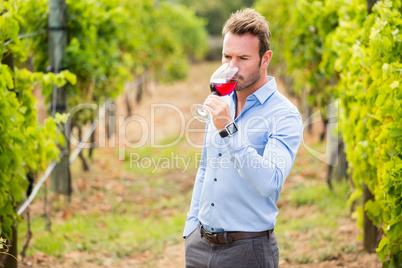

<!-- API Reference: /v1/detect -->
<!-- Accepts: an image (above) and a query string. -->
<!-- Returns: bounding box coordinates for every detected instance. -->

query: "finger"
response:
[203,99,218,110]
[204,102,229,119]
[203,103,215,115]
[204,95,224,108]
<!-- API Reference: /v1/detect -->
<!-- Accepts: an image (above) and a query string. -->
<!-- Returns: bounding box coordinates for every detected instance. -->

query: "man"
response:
[184,8,303,267]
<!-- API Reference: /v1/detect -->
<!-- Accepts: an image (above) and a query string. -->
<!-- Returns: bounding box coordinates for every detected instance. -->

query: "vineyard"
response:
[1,0,401,267]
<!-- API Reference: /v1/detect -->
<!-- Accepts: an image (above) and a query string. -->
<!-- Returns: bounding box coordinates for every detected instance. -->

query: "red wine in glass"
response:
[191,63,238,122]
[210,78,238,96]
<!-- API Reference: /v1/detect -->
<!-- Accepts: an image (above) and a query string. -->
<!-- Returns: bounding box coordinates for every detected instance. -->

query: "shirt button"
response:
[211,203,214,206]
[214,178,217,182]
[218,153,222,157]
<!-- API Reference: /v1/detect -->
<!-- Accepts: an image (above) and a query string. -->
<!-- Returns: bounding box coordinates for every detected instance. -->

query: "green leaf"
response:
[389,81,399,89]
[376,236,390,262]
[376,93,387,106]
[390,128,402,137]
[61,71,77,85]
[387,222,402,241]
[18,106,27,114]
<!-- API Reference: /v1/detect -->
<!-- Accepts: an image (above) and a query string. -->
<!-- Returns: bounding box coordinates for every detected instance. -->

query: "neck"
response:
[234,75,268,118]
[236,75,268,103]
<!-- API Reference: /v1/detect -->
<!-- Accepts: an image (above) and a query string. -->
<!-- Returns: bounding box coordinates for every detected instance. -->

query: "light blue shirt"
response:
[183,76,303,237]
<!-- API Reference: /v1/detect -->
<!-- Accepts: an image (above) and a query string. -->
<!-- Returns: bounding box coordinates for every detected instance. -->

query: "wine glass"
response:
[191,63,238,122]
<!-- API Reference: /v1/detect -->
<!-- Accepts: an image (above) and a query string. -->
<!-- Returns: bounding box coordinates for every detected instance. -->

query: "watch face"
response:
[227,122,238,135]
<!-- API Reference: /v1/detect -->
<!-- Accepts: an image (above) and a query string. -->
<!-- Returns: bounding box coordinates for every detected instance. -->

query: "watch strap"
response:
[219,122,238,138]
[219,128,229,138]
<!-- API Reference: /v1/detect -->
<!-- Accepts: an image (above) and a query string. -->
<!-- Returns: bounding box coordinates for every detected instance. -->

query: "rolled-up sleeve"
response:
[223,112,303,197]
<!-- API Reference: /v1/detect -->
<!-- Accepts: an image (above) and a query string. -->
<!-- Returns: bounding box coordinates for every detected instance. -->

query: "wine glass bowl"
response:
[191,63,238,122]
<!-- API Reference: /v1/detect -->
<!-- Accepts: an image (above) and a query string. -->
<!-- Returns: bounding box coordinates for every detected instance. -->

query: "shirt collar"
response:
[253,76,277,104]
[230,76,277,105]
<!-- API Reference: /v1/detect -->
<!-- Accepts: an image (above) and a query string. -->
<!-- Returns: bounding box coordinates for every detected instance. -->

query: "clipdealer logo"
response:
[63,100,341,167]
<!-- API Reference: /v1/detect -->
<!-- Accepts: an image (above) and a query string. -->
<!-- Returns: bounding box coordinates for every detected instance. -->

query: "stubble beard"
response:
[234,67,261,92]
[234,59,263,92]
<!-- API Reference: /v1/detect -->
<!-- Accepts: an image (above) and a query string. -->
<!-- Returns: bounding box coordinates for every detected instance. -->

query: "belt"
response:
[200,225,274,244]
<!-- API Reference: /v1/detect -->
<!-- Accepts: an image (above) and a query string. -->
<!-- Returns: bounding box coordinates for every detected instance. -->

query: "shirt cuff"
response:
[183,217,199,238]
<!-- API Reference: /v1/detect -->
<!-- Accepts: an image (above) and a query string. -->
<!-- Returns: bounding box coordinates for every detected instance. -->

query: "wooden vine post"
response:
[48,0,72,197]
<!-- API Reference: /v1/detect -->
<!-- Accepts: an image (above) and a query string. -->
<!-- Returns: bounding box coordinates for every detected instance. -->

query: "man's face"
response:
[222,32,266,92]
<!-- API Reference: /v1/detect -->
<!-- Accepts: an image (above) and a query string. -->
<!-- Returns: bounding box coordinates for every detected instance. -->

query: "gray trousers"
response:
[185,225,279,268]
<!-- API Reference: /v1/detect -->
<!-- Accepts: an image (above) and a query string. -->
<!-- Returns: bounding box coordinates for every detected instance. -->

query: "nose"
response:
[222,57,239,73]
[228,59,237,69]
[222,56,237,67]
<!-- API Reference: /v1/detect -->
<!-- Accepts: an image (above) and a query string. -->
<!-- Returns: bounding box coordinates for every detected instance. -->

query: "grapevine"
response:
[256,0,402,265]
[0,0,75,239]
[1,0,207,243]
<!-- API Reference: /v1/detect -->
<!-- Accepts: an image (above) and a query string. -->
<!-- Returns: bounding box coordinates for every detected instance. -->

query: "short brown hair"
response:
[222,8,271,59]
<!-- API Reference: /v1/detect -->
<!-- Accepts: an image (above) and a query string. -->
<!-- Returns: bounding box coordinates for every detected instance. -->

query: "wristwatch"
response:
[219,121,239,138]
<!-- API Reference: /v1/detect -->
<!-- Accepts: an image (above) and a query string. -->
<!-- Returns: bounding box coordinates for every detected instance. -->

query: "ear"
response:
[261,50,273,69]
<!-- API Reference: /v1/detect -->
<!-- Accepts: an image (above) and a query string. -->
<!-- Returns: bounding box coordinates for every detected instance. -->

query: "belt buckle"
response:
[205,231,219,244]
[205,230,214,236]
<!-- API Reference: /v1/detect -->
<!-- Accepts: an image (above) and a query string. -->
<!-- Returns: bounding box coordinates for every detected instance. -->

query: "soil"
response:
[19,62,382,268]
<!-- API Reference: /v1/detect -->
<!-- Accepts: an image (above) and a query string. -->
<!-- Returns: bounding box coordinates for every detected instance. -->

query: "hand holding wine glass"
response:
[191,63,238,122]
